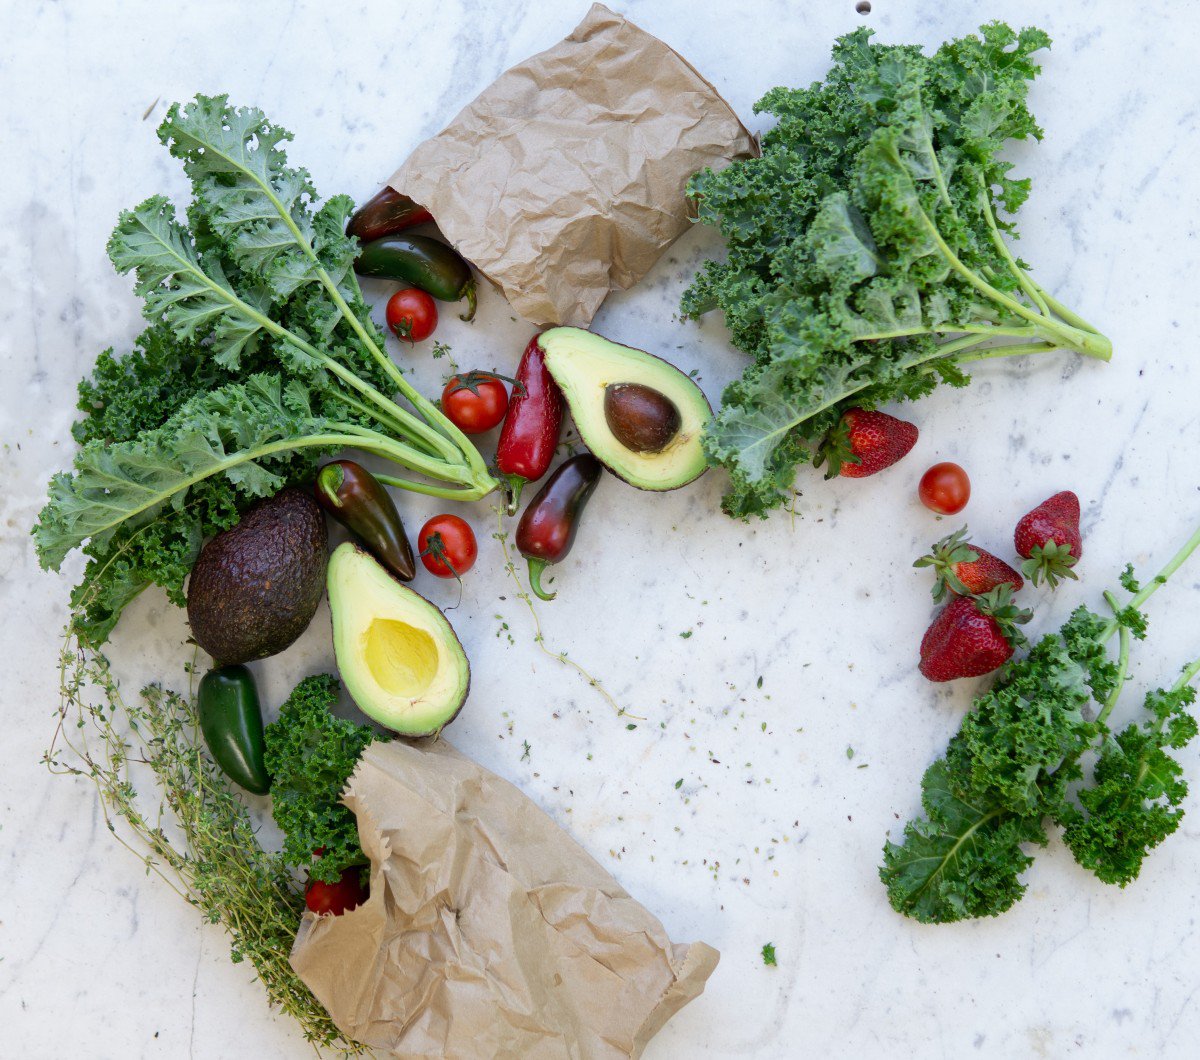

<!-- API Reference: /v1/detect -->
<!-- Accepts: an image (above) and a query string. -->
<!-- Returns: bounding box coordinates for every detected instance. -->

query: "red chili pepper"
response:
[516,453,602,601]
[495,334,564,514]
[346,187,433,243]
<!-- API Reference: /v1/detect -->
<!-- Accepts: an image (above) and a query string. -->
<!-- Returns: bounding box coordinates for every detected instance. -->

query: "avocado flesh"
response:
[538,327,712,491]
[328,543,470,737]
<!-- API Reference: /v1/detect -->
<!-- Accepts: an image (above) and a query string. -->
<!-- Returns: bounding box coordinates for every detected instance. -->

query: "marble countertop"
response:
[5,1,1200,1056]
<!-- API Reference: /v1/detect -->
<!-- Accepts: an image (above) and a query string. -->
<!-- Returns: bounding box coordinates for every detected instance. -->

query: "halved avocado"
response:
[328,543,469,737]
[538,327,712,491]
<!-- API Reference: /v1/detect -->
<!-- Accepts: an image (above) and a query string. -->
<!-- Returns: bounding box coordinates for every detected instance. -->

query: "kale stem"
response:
[1025,278,1104,336]
[319,357,462,463]
[331,424,475,484]
[373,472,485,501]
[1096,592,1132,728]
[953,341,1062,364]
[917,210,1112,361]
[977,178,1051,316]
[1098,521,1200,644]
[857,325,1039,342]
[326,390,444,459]
[1174,656,1200,694]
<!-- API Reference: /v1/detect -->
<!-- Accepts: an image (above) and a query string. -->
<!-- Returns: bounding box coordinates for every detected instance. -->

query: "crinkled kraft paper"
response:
[290,739,719,1058]
[388,3,757,326]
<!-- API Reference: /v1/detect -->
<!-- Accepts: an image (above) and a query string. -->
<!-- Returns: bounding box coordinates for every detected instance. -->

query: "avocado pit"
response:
[603,382,682,454]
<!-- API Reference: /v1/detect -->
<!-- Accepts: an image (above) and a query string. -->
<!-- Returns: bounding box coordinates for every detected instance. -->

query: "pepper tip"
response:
[527,558,556,601]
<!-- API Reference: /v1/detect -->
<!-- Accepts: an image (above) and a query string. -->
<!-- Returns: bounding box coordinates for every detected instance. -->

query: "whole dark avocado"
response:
[187,488,328,665]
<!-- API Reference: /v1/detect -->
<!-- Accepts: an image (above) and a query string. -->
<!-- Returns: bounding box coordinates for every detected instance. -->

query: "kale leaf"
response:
[1061,682,1199,886]
[263,674,385,884]
[684,23,1111,517]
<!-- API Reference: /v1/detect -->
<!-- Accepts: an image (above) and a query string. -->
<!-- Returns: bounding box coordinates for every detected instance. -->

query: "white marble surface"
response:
[4,0,1200,1056]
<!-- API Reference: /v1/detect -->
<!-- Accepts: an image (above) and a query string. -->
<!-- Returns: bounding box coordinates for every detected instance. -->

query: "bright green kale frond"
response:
[36,374,327,571]
[264,675,385,884]
[684,23,1110,517]
[1062,679,1199,886]
[880,759,1044,924]
[37,95,497,643]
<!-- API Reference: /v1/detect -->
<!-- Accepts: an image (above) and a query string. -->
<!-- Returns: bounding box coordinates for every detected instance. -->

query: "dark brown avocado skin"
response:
[187,488,328,665]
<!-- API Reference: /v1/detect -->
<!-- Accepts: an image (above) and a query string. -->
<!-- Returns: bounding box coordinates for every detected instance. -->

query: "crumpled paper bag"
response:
[388,3,757,326]
[290,739,719,1058]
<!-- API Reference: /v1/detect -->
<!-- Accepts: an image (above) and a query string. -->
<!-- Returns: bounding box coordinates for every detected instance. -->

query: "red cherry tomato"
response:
[418,514,478,579]
[441,373,509,434]
[919,462,971,514]
[385,288,438,343]
[305,867,367,916]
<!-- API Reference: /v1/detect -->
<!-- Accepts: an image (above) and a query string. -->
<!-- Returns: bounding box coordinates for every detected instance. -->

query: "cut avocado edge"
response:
[328,543,470,738]
[538,327,712,492]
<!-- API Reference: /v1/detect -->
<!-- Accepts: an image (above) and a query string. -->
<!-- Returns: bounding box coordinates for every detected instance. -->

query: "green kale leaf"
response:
[36,95,496,643]
[263,674,386,884]
[883,540,1200,924]
[1061,682,1199,886]
[881,759,1043,924]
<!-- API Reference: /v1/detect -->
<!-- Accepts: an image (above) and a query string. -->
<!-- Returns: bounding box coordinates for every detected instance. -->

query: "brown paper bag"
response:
[290,740,719,1058]
[388,3,757,326]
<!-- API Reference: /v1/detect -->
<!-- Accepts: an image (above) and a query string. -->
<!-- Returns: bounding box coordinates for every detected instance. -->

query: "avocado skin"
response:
[187,488,328,665]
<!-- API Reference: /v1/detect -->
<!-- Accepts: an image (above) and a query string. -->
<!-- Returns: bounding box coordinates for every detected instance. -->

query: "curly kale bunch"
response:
[264,674,386,884]
[683,23,1111,517]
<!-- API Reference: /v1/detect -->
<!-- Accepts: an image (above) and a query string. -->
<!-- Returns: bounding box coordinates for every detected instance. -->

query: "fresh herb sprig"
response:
[683,24,1111,517]
[35,95,497,643]
[882,522,1200,923]
[46,622,364,1053]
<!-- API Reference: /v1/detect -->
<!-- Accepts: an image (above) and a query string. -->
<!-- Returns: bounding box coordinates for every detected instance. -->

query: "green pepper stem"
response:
[502,474,526,516]
[527,558,556,601]
[459,280,477,322]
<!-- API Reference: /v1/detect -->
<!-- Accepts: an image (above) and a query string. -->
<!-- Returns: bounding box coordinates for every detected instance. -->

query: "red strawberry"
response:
[913,526,1024,603]
[819,408,918,479]
[1014,491,1082,589]
[918,587,1031,682]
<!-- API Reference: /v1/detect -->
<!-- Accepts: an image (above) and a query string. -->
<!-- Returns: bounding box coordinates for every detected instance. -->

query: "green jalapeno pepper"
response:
[197,665,271,794]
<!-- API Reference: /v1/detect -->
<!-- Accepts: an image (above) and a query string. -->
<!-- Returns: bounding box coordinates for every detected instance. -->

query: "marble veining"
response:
[3,1,1200,1057]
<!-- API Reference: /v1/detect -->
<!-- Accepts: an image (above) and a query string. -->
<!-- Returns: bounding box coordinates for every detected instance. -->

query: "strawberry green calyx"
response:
[1021,539,1080,589]
[914,526,981,602]
[972,584,1033,648]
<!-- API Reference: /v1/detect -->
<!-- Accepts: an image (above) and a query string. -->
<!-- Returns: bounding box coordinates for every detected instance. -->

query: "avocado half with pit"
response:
[328,543,469,737]
[538,327,712,491]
